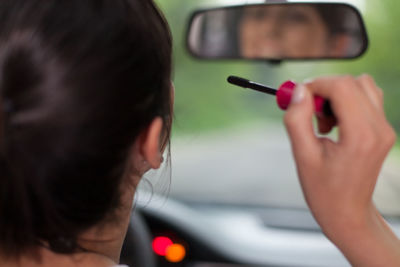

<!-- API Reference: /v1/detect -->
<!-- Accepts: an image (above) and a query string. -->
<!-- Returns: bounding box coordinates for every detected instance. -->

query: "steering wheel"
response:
[120,209,157,267]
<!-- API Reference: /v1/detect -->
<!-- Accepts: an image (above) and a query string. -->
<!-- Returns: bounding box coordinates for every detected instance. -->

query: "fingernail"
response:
[291,84,306,104]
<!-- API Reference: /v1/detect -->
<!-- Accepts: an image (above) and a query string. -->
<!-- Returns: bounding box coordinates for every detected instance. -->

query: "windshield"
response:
[138,0,400,217]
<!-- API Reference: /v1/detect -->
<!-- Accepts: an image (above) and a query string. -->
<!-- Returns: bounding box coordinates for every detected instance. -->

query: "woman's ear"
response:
[137,117,164,170]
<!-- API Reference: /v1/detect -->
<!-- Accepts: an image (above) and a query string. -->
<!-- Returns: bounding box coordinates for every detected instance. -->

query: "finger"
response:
[284,84,321,162]
[304,76,368,144]
[356,74,384,113]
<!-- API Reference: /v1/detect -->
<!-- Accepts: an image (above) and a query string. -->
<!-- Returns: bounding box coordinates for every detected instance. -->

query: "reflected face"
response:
[239,5,331,58]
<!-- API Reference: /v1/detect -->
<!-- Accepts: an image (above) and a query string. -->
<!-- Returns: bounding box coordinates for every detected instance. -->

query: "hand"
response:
[284,75,400,266]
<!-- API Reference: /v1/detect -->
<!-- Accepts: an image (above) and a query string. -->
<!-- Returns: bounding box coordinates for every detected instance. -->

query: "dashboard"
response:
[133,194,381,267]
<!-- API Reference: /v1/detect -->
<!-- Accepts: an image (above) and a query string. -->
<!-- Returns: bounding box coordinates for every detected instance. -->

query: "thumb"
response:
[284,84,321,162]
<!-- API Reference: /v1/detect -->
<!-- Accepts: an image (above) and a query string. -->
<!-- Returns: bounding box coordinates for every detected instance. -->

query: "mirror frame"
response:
[186,2,369,62]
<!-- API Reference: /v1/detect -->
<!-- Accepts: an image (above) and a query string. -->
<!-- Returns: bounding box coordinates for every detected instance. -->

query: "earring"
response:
[160,156,164,163]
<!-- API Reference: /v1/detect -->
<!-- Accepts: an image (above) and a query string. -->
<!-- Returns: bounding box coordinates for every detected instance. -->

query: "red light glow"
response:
[152,236,173,256]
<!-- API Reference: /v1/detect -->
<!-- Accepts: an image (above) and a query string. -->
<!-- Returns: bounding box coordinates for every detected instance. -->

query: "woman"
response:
[0,0,171,266]
[0,0,398,267]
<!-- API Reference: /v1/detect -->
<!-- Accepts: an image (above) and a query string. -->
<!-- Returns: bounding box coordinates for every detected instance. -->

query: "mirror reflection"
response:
[188,3,368,60]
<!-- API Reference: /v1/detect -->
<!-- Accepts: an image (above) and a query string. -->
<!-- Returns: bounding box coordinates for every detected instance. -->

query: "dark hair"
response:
[315,4,353,34]
[0,0,172,257]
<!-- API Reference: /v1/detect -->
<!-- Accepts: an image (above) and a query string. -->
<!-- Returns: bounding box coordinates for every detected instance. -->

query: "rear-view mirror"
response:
[187,3,369,61]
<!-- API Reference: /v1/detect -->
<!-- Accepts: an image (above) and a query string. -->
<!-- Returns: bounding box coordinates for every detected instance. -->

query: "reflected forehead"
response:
[243,5,285,14]
[284,5,320,17]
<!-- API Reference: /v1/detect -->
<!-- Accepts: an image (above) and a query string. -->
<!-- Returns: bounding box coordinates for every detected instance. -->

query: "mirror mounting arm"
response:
[267,59,282,65]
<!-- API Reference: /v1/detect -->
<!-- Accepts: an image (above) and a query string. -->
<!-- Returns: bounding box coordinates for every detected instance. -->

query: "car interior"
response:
[119,1,400,266]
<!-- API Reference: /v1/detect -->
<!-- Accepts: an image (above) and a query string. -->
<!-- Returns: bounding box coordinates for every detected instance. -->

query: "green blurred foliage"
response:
[156,0,400,137]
